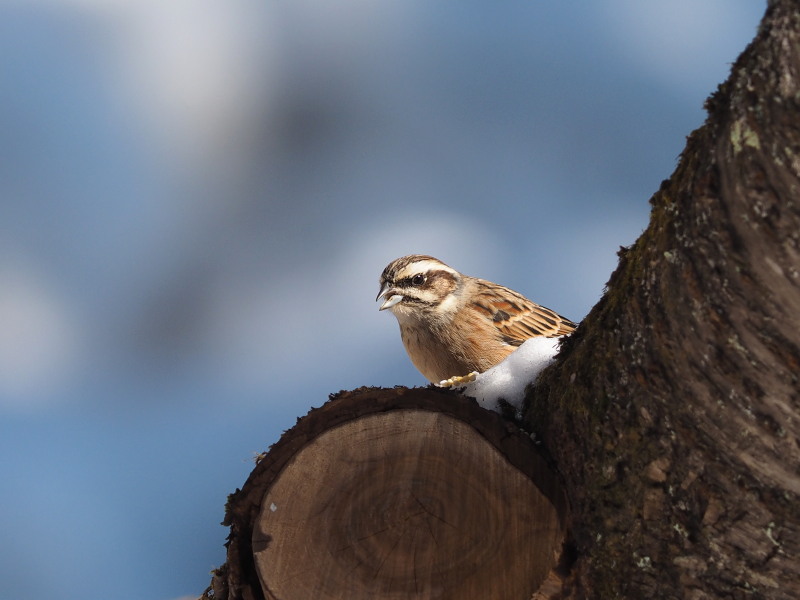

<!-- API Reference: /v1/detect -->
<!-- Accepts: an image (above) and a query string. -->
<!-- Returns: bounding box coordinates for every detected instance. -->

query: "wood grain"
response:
[254,409,561,599]
[213,386,568,600]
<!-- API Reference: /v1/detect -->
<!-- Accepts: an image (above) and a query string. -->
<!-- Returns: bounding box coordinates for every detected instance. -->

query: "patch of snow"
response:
[460,337,563,414]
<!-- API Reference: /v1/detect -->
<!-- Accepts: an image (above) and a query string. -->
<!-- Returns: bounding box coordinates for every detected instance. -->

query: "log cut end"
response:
[210,386,569,600]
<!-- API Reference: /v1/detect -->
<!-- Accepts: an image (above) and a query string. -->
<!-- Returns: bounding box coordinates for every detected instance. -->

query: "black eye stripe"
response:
[398,274,427,287]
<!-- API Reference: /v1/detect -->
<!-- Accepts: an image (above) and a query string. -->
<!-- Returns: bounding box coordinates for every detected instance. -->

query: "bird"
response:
[377,254,577,386]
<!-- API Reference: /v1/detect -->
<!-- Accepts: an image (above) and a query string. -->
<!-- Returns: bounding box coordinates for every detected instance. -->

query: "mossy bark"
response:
[527,2,800,598]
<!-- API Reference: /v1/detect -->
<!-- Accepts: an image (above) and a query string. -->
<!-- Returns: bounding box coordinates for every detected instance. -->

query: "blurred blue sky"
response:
[0,2,764,599]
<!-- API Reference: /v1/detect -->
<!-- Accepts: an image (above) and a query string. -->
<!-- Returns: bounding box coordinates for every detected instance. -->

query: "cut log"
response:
[212,386,569,600]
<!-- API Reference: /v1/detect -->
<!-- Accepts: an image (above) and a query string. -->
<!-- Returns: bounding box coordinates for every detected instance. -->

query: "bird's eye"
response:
[411,274,426,286]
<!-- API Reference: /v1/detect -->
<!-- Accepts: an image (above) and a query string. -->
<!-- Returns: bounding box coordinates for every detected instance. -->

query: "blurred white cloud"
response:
[47,0,415,183]
[112,0,277,175]
[0,258,81,408]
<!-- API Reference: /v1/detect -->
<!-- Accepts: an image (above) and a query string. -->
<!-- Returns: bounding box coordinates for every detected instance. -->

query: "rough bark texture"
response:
[527,2,800,598]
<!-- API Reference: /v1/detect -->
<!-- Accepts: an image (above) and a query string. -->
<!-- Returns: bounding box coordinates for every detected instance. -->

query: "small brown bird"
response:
[377,254,577,386]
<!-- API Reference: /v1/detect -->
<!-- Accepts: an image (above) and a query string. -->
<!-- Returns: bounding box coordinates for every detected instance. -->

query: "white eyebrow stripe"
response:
[396,259,457,279]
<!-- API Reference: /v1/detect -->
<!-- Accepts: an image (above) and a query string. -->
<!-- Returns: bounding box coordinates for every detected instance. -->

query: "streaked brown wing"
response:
[472,279,577,345]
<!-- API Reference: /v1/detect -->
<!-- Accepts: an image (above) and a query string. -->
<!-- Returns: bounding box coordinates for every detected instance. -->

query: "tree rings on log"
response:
[221,386,568,600]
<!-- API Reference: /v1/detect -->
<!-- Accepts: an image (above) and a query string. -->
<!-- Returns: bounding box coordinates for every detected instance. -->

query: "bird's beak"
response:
[376,283,404,311]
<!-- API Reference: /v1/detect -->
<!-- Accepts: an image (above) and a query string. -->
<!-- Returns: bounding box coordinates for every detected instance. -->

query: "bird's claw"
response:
[437,371,478,388]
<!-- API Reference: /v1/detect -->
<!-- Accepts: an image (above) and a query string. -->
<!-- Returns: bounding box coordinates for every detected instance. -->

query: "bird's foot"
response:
[437,371,478,388]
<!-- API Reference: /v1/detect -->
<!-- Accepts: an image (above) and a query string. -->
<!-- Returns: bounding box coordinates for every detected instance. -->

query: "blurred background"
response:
[0,1,763,599]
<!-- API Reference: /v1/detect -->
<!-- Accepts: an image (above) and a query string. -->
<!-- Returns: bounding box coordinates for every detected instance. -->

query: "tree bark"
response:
[528,2,800,598]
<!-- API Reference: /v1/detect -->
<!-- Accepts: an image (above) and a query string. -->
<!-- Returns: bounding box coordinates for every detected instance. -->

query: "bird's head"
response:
[376,255,461,319]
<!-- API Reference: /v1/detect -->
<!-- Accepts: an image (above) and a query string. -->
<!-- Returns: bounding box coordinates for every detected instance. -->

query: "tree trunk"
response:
[528,1,800,598]
[203,2,800,599]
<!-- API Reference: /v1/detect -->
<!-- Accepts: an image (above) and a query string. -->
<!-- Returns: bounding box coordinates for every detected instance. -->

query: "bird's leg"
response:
[436,371,478,388]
